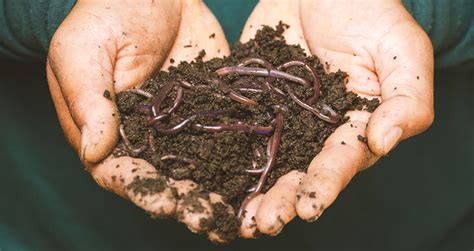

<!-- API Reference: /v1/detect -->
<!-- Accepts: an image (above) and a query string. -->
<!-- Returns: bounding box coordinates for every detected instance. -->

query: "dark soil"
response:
[114,23,378,242]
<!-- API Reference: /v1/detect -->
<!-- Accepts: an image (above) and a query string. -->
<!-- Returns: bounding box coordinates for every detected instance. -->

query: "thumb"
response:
[367,15,434,155]
[47,11,119,163]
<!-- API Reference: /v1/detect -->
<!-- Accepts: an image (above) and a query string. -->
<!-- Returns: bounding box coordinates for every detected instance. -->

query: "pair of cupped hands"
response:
[46,0,434,243]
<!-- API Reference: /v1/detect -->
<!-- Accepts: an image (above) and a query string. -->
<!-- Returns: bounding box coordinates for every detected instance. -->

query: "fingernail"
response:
[383,127,402,154]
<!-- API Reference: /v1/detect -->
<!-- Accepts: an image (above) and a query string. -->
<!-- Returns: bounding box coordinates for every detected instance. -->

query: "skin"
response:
[239,0,434,236]
[46,0,232,243]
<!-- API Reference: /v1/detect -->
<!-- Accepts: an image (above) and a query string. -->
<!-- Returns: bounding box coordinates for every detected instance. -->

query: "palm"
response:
[46,0,232,243]
[238,0,434,237]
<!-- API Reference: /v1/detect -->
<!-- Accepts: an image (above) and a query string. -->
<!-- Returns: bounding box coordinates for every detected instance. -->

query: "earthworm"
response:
[147,131,156,152]
[254,147,263,159]
[268,69,309,86]
[151,81,176,116]
[191,122,274,135]
[213,78,257,106]
[238,57,273,70]
[215,66,309,87]
[161,154,199,166]
[215,66,270,77]
[137,104,152,115]
[238,106,286,218]
[154,115,197,135]
[245,77,275,92]
[165,86,183,114]
[235,58,306,98]
[147,113,170,126]
[246,185,257,193]
[179,80,194,89]
[237,192,262,219]
[271,86,287,97]
[130,88,154,99]
[154,109,237,135]
[251,160,258,170]
[277,60,321,104]
[119,124,147,156]
[286,85,339,124]
[148,84,183,126]
[238,88,264,93]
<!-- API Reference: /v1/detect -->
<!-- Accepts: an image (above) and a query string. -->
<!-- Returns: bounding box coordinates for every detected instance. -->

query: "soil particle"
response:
[114,23,379,242]
[357,135,368,144]
[308,191,316,198]
[103,90,112,100]
[209,33,216,39]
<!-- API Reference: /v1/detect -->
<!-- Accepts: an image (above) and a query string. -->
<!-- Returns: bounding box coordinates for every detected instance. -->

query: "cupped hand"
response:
[239,0,434,237]
[46,0,233,242]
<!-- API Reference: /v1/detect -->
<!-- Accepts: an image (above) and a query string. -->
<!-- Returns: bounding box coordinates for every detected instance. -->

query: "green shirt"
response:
[0,0,473,67]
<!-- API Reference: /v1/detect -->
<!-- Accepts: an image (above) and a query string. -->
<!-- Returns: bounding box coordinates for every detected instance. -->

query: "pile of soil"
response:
[114,23,378,242]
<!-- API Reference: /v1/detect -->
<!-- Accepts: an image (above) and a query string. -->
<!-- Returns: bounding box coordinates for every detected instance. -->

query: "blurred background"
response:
[0,1,472,250]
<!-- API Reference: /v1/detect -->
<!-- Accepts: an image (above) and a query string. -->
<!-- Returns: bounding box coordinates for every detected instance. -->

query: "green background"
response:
[1,0,473,250]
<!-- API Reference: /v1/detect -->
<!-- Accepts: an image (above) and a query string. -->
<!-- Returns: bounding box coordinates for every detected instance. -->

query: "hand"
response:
[46,0,233,242]
[238,0,434,237]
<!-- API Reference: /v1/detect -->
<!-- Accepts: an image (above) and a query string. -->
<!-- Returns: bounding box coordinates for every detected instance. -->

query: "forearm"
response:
[0,0,76,61]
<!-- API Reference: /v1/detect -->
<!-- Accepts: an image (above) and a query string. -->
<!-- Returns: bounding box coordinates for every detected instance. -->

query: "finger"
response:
[88,156,177,217]
[240,0,310,52]
[46,61,81,153]
[207,193,239,244]
[168,179,216,233]
[239,193,264,239]
[368,19,434,155]
[296,111,379,221]
[255,170,305,235]
[48,11,120,163]
[161,0,230,70]
[175,188,213,233]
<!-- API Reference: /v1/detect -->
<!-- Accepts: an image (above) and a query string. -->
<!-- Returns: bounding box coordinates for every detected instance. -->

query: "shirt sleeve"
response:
[0,0,76,61]
[402,0,474,68]
[0,0,473,68]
